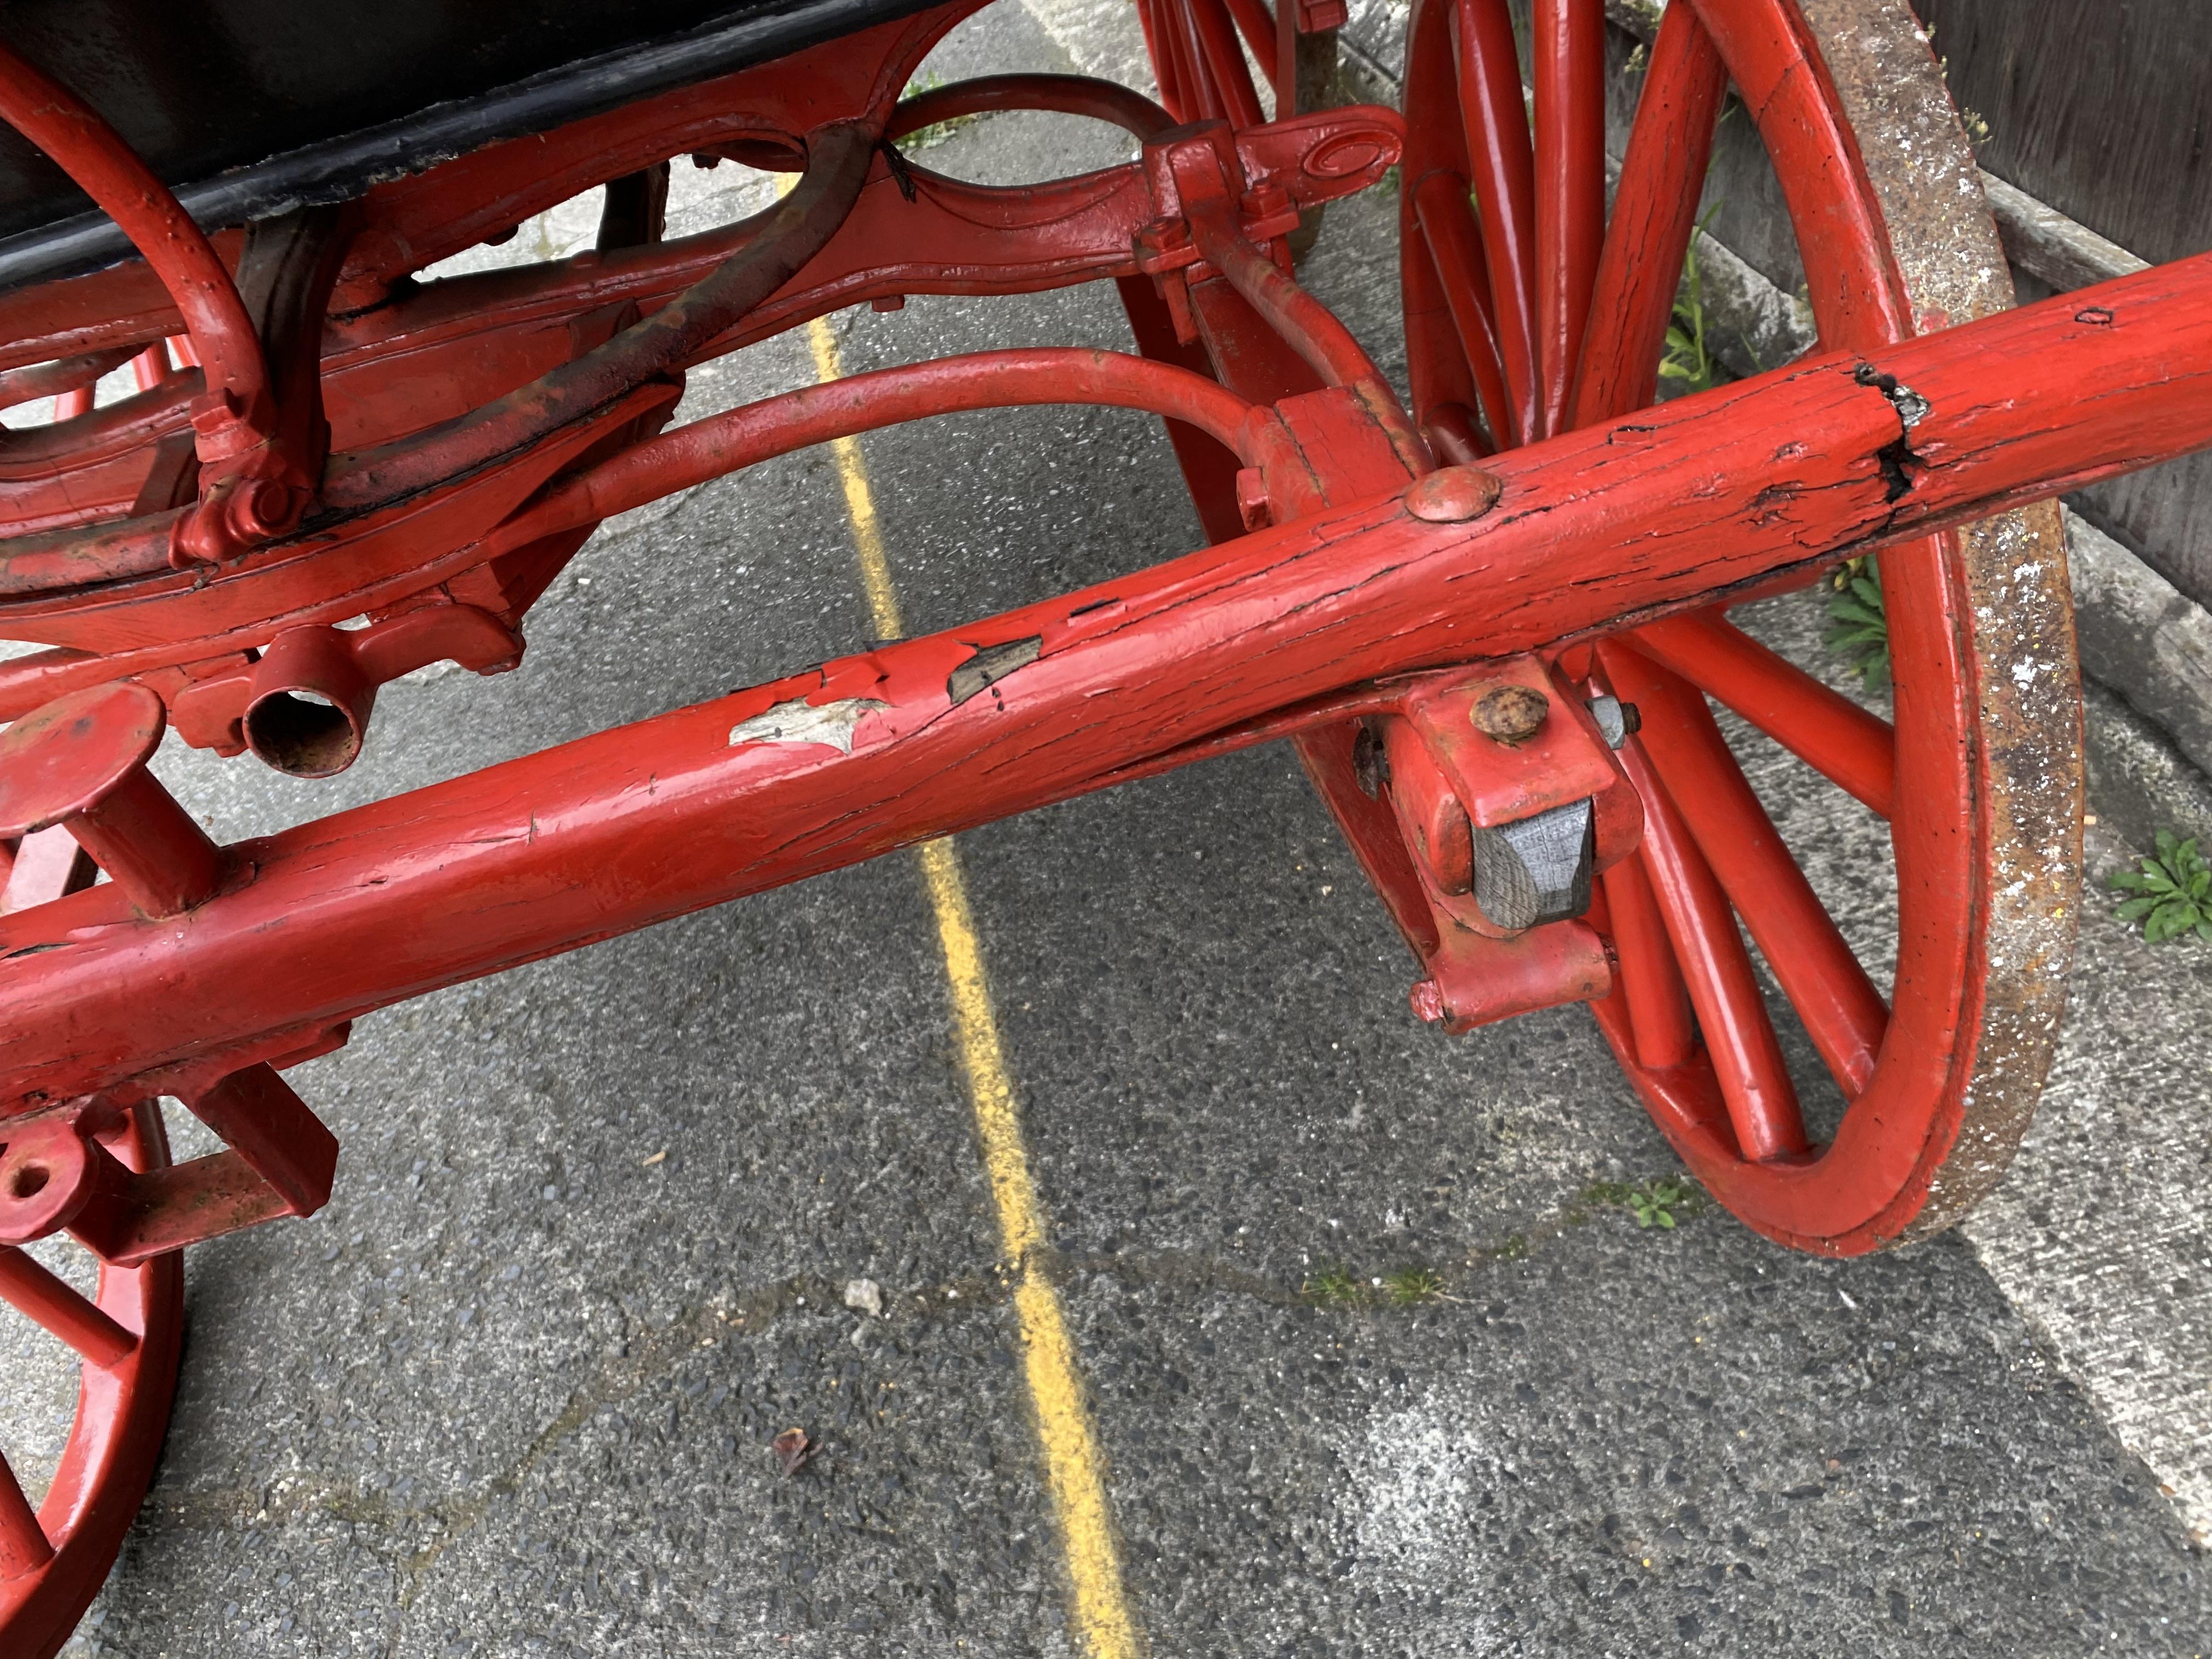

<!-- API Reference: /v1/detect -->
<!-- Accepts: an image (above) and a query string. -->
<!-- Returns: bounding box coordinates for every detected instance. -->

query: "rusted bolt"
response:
[1472,684,1549,744]
[1404,466,1503,523]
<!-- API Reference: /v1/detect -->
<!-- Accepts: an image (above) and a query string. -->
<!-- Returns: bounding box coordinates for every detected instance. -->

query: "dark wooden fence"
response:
[1915,0,2212,611]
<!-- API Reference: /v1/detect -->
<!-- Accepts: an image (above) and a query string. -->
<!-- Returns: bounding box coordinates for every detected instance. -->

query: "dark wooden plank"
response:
[1914,0,2212,267]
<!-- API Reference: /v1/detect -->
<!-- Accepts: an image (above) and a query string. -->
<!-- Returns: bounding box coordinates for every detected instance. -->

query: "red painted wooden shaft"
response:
[498,349,1260,552]
[1412,170,1516,447]
[1448,0,1540,441]
[1531,0,1606,436]
[1613,730,1806,1160]
[1601,640,1888,1095]
[0,42,269,426]
[1627,612,1895,817]
[1567,0,1729,427]
[0,1245,134,1368]
[5,256,2212,1106]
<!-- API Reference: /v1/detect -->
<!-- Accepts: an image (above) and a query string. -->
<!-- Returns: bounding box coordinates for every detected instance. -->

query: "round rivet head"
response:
[1404,466,1504,523]
[1472,684,1550,744]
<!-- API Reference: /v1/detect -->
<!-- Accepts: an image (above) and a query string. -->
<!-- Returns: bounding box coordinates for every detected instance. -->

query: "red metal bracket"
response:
[168,601,524,772]
[0,1067,338,1266]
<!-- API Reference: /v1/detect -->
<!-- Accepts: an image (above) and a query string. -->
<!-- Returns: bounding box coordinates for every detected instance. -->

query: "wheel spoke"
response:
[1531,0,1606,436]
[1447,0,1540,443]
[1627,611,1895,817]
[1184,0,1266,128]
[1220,0,1285,97]
[1411,171,1517,445]
[1610,703,1807,1161]
[1600,850,1695,1068]
[1159,0,1210,121]
[1400,212,1484,435]
[1567,0,1729,427]
[0,1449,53,1581]
[1603,641,1888,1097]
[1424,400,1491,464]
[0,1246,136,1369]
[1135,0,1188,119]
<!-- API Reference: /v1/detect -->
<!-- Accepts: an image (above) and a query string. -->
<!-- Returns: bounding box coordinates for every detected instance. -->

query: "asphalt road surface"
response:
[5,4,2211,1655]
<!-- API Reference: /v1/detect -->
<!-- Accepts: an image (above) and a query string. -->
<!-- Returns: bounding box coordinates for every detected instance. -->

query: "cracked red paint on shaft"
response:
[2,252,2210,1113]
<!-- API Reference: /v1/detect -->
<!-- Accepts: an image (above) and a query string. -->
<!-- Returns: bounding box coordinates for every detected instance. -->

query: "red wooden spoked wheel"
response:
[0,1103,184,1658]
[1399,0,2080,1252]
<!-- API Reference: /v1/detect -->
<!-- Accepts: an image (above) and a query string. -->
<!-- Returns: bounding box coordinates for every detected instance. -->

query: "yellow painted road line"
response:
[804,311,1144,1659]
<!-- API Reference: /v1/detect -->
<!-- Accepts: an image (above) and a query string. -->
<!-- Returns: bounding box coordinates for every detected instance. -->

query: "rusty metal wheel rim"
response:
[1397,0,2080,1251]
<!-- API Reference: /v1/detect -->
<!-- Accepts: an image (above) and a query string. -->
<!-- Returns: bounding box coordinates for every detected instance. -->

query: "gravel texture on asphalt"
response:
[4,6,2209,1656]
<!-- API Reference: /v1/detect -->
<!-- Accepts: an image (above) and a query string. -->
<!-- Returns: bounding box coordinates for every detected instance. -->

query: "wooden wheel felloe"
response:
[1397,0,2080,1252]
[0,1102,183,1654]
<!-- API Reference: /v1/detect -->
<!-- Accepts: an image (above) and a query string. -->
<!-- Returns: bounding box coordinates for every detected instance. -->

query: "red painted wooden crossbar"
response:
[3,251,2207,1114]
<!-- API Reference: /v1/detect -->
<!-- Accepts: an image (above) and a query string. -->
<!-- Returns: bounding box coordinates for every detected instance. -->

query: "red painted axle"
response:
[3,252,2210,1112]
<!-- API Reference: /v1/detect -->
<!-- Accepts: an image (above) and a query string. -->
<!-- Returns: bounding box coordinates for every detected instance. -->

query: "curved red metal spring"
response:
[888,72,1176,140]
[0,43,269,442]
[493,347,1262,552]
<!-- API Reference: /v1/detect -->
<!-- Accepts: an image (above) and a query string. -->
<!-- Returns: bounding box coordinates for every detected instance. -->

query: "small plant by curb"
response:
[1826,556,1890,693]
[1301,1263,1366,1307]
[1658,204,1730,396]
[1583,1177,1705,1231]
[2111,831,2212,944]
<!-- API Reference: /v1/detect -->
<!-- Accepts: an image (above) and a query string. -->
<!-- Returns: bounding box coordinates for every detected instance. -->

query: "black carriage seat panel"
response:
[0,0,948,295]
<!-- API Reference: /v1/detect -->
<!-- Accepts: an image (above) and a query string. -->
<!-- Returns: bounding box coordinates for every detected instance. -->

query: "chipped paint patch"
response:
[948,636,1043,707]
[727,696,887,754]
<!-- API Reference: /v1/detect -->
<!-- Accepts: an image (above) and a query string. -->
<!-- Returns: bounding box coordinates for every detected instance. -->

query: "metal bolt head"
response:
[1584,693,1639,750]
[1472,684,1549,744]
[1404,466,1503,523]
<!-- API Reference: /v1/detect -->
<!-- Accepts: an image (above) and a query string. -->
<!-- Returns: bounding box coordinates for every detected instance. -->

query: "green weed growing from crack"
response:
[1382,1266,1448,1307]
[1658,203,1737,396]
[1301,1263,1367,1307]
[1826,555,1890,693]
[2111,831,2212,944]
[1301,1262,1453,1308]
[1584,1177,1705,1231]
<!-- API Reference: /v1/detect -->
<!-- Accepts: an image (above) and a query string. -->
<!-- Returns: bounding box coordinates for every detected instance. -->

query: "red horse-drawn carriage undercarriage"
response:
[0,0,2207,1646]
